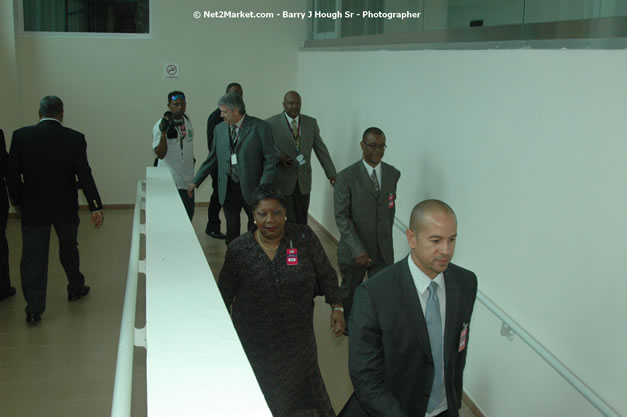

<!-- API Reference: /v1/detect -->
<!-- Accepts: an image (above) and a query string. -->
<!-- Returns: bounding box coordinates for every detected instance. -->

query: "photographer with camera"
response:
[152,91,195,220]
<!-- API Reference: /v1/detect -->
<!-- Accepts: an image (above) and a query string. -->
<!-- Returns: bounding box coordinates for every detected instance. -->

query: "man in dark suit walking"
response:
[189,92,275,244]
[266,91,336,224]
[204,82,243,239]
[341,200,478,417]
[0,129,15,301]
[6,96,104,323]
[334,127,400,322]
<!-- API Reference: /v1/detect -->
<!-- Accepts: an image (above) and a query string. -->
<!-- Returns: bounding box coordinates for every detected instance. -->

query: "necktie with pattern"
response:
[370,169,380,194]
[229,125,237,147]
[290,119,299,140]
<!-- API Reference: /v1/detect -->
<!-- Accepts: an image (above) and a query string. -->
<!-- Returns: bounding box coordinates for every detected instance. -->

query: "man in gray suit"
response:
[334,127,400,322]
[266,91,336,224]
[340,200,478,417]
[189,92,275,244]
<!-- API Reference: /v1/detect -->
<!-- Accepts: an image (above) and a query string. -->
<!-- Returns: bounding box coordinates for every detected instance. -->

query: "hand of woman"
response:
[330,310,345,337]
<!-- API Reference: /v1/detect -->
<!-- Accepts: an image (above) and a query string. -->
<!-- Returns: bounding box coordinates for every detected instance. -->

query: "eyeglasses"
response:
[362,142,387,151]
[170,94,185,102]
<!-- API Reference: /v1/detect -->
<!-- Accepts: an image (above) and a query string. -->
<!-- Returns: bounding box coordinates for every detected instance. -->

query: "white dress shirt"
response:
[284,113,300,129]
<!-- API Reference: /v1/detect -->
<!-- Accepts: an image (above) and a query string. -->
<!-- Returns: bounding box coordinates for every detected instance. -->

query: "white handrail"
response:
[143,168,270,417]
[392,217,620,417]
[110,180,145,417]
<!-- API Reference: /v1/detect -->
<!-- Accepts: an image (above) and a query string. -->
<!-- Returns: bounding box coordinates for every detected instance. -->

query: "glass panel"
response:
[383,0,424,34]
[447,0,525,29]
[314,0,338,35]
[341,0,384,37]
[23,0,150,33]
[308,0,627,41]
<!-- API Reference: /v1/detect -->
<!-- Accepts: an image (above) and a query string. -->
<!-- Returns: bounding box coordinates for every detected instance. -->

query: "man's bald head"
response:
[409,199,456,233]
[406,199,458,278]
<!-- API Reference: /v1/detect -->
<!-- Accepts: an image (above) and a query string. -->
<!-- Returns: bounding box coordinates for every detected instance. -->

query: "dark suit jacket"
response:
[265,112,336,195]
[341,258,478,417]
[206,107,222,152]
[0,130,9,213]
[6,120,103,226]
[334,160,400,266]
[193,114,275,205]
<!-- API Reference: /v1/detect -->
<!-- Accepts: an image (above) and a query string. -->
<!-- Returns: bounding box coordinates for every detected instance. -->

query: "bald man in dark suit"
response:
[340,200,478,417]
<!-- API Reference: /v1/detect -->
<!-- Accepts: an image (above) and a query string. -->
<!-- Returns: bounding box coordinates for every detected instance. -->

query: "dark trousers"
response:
[177,189,194,221]
[339,252,387,321]
[205,170,222,233]
[0,206,10,294]
[21,221,84,314]
[285,183,311,225]
[223,178,253,245]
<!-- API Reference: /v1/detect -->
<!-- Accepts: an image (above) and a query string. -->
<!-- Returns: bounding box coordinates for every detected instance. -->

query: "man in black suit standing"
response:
[204,82,243,239]
[189,92,275,244]
[341,200,478,417]
[0,129,15,301]
[7,96,104,324]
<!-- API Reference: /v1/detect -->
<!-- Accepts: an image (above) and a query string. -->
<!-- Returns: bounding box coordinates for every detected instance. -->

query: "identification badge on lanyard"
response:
[231,153,238,165]
[296,154,306,166]
[286,248,298,266]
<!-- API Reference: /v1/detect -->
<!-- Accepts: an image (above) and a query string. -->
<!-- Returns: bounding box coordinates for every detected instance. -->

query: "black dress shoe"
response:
[0,286,16,301]
[68,285,90,301]
[26,312,41,323]
[207,231,226,240]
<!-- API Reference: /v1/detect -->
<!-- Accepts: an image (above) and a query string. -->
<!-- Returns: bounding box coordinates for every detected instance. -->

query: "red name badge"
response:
[286,248,298,266]
[388,193,395,208]
[459,323,468,352]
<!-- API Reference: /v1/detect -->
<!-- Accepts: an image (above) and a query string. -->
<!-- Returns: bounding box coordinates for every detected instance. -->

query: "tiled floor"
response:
[0,207,475,417]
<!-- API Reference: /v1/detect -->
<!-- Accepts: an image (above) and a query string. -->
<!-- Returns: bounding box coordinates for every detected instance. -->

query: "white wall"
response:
[299,48,626,417]
[10,0,306,204]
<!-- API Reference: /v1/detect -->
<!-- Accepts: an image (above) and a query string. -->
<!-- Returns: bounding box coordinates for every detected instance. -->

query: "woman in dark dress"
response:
[219,184,345,417]
[0,129,15,301]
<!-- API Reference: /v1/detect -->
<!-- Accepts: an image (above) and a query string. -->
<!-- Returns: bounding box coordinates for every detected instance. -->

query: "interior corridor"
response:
[0,207,476,417]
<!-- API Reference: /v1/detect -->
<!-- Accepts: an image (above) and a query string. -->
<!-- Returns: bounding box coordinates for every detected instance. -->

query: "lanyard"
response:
[176,122,187,150]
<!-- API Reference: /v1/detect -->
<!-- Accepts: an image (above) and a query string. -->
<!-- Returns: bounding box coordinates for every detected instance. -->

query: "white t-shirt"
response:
[152,115,194,189]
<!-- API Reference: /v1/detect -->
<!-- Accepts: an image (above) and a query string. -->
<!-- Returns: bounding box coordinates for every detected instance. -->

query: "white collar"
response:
[407,255,444,296]
[39,118,62,125]
[284,112,299,125]
[362,159,380,173]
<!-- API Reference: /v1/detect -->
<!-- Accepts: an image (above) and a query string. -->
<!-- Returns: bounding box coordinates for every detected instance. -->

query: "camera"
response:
[159,111,173,133]
[159,111,184,139]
